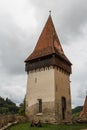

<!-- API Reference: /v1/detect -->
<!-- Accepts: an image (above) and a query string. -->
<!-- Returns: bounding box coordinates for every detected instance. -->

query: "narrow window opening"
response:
[35,78,37,83]
[61,97,66,120]
[38,99,42,113]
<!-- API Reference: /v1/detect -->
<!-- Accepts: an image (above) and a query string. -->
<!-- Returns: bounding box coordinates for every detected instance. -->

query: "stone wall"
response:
[0,115,26,129]
[25,66,72,124]
[26,101,56,123]
[54,67,72,123]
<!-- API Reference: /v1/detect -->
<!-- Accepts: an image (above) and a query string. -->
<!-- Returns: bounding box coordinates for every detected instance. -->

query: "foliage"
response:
[72,106,83,114]
[72,106,83,120]
[18,97,25,115]
[0,96,19,115]
[7,122,87,130]
[0,95,83,117]
[0,96,26,115]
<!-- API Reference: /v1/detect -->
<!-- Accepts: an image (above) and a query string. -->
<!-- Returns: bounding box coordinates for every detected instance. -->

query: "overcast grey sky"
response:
[0,0,87,107]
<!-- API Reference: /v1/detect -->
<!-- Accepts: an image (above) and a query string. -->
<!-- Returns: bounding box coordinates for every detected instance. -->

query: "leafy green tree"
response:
[0,96,19,115]
[6,98,16,106]
[18,97,25,115]
[72,106,83,114]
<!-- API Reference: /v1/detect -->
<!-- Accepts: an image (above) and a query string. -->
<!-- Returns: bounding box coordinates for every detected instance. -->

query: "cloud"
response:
[29,0,87,45]
[0,73,26,105]
[64,33,87,107]
[60,0,87,38]
[0,16,22,74]
[0,13,36,75]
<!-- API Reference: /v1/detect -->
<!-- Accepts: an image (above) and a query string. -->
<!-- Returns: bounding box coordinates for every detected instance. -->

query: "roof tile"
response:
[25,15,71,64]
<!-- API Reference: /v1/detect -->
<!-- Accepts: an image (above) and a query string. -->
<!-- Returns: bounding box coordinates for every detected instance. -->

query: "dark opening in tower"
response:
[62,97,66,120]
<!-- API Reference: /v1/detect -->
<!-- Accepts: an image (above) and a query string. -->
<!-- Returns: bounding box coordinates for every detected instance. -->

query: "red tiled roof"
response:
[25,15,71,64]
[80,96,87,118]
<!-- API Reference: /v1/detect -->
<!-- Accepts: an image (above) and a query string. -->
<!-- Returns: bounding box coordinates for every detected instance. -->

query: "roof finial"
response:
[49,10,51,16]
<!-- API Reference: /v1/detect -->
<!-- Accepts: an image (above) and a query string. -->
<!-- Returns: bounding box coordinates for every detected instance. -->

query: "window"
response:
[35,78,37,83]
[61,97,66,120]
[38,99,42,113]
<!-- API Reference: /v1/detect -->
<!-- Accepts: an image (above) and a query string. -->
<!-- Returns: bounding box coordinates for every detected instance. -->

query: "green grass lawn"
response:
[7,122,87,130]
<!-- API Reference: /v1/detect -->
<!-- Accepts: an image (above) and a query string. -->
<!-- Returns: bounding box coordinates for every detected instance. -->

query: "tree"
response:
[18,97,25,115]
[0,96,19,115]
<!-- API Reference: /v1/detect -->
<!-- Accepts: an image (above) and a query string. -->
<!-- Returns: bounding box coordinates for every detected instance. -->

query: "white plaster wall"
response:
[55,68,71,99]
[26,67,55,107]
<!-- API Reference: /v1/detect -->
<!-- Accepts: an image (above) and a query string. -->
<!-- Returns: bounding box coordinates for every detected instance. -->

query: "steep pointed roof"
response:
[25,15,71,65]
[80,96,87,118]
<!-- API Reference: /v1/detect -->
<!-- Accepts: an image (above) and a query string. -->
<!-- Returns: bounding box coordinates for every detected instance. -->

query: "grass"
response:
[7,122,87,130]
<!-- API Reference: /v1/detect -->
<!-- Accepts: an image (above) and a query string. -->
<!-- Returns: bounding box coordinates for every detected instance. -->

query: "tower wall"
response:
[25,66,72,123]
[25,15,72,124]
[54,67,72,123]
[25,66,56,122]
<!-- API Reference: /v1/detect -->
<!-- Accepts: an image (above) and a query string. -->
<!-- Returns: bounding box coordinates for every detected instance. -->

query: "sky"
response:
[0,0,87,108]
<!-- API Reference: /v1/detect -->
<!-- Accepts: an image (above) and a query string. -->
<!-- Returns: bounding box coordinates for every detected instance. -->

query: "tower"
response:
[80,95,87,118]
[25,14,72,124]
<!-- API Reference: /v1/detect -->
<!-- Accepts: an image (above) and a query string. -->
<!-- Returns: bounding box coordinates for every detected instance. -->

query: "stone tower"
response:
[25,14,72,124]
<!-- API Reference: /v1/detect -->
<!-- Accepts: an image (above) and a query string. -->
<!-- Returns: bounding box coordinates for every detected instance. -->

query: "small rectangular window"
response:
[38,99,42,113]
[35,78,37,83]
